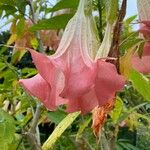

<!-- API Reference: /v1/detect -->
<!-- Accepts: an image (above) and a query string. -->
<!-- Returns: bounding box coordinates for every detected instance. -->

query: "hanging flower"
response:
[132,22,150,74]
[132,0,150,73]
[19,0,125,114]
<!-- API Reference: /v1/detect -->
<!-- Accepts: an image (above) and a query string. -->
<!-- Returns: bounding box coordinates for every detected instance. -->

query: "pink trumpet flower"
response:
[132,22,150,73]
[132,0,150,73]
[19,0,125,114]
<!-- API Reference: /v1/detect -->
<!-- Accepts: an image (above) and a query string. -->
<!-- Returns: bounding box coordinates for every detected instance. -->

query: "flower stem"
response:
[108,0,127,73]
[27,0,44,53]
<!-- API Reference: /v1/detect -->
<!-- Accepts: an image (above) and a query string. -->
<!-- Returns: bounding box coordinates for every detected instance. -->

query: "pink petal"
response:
[29,49,56,83]
[95,61,125,106]
[132,56,150,73]
[19,74,54,109]
[66,88,98,114]
[28,50,66,108]
[139,25,150,37]
[53,30,96,99]
[66,61,125,114]
[141,21,150,27]
[19,74,67,109]
[143,42,150,56]
[132,21,150,73]
[59,49,96,99]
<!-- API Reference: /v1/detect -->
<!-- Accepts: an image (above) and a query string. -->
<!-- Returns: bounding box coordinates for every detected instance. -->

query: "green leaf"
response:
[30,14,74,31]
[8,134,22,150]
[21,68,37,78]
[115,143,124,150]
[16,18,25,37]
[0,122,5,137]
[120,35,141,52]
[0,4,17,16]
[0,0,15,5]
[118,102,147,123]
[0,143,8,150]
[110,97,123,124]
[47,0,79,12]
[118,142,139,150]
[129,70,150,101]
[30,38,39,50]
[76,117,91,140]
[7,34,17,45]
[42,112,80,150]
[15,0,27,14]
[47,109,67,124]
[125,15,137,25]
[11,50,26,64]
[0,9,3,18]
[0,109,16,149]
[0,62,6,69]
[0,69,17,88]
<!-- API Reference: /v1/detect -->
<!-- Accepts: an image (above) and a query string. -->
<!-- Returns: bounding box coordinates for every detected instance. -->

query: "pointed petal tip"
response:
[95,61,125,106]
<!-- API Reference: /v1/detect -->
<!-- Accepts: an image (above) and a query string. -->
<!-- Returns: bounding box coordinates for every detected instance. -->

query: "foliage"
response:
[0,109,16,150]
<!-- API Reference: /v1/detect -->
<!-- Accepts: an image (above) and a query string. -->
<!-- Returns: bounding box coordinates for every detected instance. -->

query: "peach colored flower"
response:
[14,20,60,50]
[132,0,150,73]
[19,0,125,113]
[132,21,150,73]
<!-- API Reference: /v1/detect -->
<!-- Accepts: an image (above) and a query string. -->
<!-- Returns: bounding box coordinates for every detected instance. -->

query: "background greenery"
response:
[0,0,150,150]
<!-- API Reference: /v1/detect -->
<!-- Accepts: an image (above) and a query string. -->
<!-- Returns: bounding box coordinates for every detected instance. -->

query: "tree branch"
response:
[23,0,46,149]
[23,132,41,150]
[108,0,127,72]
[27,0,44,53]
[29,103,42,134]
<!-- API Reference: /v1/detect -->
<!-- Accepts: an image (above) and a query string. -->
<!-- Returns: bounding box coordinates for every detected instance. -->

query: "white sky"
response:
[126,0,137,18]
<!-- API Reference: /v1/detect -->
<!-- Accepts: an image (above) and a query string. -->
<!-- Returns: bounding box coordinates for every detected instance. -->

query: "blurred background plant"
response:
[0,0,150,150]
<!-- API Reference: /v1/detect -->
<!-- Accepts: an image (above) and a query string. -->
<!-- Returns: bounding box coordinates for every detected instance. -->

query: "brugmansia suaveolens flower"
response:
[132,0,150,73]
[19,0,125,114]
[132,21,150,73]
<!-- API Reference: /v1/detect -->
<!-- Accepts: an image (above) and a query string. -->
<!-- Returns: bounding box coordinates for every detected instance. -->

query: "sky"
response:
[0,0,138,32]
[126,0,138,30]
[126,0,137,18]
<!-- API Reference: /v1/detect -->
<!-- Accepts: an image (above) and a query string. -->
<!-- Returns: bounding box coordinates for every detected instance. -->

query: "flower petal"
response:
[29,49,56,83]
[59,43,96,99]
[141,21,150,27]
[143,42,150,56]
[95,61,125,106]
[19,74,67,109]
[132,20,150,73]
[19,74,54,109]
[21,49,69,108]
[132,56,150,73]
[66,88,98,114]
[52,3,99,99]
[139,25,150,37]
